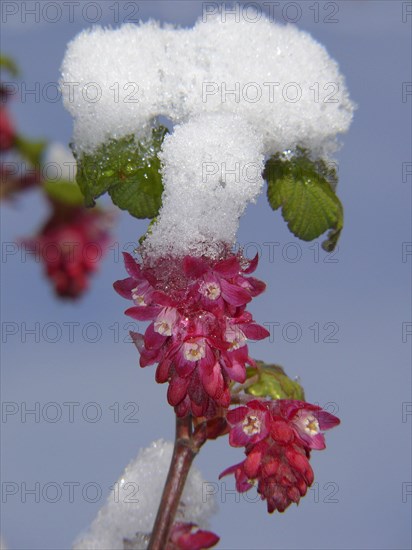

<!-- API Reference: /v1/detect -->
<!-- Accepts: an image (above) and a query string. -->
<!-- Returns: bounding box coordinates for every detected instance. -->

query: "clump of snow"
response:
[61,21,167,151]
[61,15,353,155]
[72,440,217,550]
[61,11,354,258]
[143,113,265,259]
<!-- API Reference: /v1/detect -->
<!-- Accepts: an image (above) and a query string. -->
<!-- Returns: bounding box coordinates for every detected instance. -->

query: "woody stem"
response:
[147,414,200,550]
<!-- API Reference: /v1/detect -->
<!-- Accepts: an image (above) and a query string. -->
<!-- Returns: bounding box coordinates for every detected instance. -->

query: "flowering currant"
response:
[114,251,269,417]
[220,399,340,513]
[26,205,112,299]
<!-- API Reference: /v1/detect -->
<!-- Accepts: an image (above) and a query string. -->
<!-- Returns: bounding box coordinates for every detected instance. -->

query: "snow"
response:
[73,440,217,550]
[61,12,354,258]
[143,113,265,258]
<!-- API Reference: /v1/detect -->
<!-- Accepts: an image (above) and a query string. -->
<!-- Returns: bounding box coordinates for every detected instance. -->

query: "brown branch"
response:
[147,414,205,550]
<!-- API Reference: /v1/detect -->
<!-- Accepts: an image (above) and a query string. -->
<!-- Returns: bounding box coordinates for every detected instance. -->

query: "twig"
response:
[147,414,206,550]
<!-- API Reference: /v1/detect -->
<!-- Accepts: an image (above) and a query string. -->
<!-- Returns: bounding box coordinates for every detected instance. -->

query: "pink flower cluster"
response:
[220,399,340,513]
[0,83,42,199]
[26,206,112,299]
[114,252,269,417]
[0,84,16,152]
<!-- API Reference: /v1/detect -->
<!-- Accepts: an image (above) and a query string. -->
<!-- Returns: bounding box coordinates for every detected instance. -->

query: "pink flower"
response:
[220,399,340,513]
[0,106,16,151]
[226,400,270,447]
[276,399,340,450]
[184,254,265,316]
[114,252,269,417]
[25,205,112,299]
[219,313,268,383]
[0,85,16,152]
[167,523,219,550]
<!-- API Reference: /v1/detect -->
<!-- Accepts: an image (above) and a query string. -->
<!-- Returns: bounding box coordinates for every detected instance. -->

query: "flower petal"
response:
[130,331,144,352]
[144,323,168,350]
[199,344,216,373]
[229,424,252,447]
[241,323,270,341]
[170,523,220,550]
[227,406,249,426]
[308,433,326,450]
[139,346,162,367]
[113,277,135,299]
[220,356,246,383]
[244,449,262,478]
[156,358,171,383]
[214,256,240,278]
[247,276,266,296]
[167,376,189,406]
[200,362,223,398]
[219,462,243,479]
[174,351,197,377]
[242,253,259,274]
[125,305,160,321]
[122,252,141,279]
[220,279,251,306]
[317,410,341,430]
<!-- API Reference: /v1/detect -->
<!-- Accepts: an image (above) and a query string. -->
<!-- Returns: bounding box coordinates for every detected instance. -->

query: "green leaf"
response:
[245,362,305,401]
[14,135,46,167]
[0,55,19,77]
[74,126,167,218]
[43,180,84,206]
[264,147,343,251]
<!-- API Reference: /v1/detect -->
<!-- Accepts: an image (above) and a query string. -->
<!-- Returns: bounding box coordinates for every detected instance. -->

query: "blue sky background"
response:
[1,1,411,549]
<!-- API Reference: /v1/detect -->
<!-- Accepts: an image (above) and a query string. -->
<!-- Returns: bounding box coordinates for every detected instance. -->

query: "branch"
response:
[147,414,205,550]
